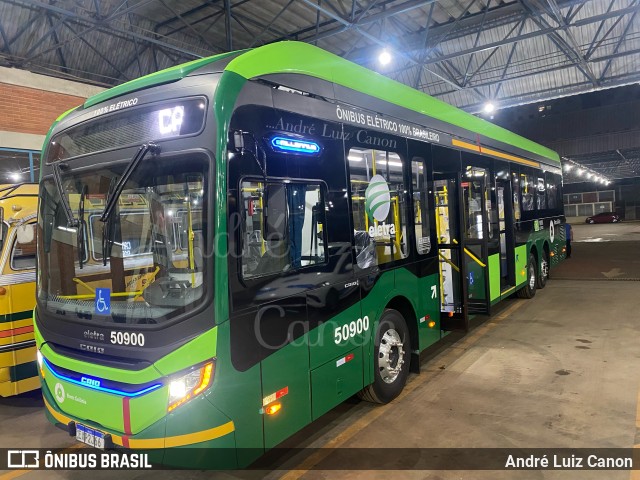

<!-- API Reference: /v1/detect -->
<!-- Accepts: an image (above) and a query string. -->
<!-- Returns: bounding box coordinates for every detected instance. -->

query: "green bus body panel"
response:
[394,268,441,351]
[153,327,217,375]
[84,51,242,109]
[40,342,162,384]
[261,339,312,449]
[488,254,501,301]
[311,346,363,420]
[515,245,528,287]
[43,370,168,434]
[213,71,246,323]
[207,319,263,466]
[38,327,220,436]
[308,300,364,369]
[37,323,218,383]
[42,374,167,439]
[224,42,559,164]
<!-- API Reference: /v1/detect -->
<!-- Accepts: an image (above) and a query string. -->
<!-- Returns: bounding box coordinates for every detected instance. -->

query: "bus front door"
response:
[433,173,469,331]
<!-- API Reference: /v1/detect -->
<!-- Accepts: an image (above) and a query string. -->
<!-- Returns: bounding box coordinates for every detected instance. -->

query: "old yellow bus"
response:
[0,183,39,396]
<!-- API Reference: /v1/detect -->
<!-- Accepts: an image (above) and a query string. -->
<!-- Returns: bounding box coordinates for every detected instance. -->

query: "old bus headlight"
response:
[167,361,215,412]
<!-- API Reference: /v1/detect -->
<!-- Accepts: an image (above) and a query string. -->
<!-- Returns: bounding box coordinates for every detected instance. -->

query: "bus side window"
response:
[11,223,37,271]
[411,157,431,255]
[348,147,409,268]
[512,171,521,222]
[546,172,558,210]
[240,180,326,279]
[520,172,535,212]
[536,176,547,210]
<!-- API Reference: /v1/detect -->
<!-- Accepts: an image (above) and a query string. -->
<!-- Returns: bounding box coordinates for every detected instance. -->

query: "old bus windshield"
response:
[37,154,209,325]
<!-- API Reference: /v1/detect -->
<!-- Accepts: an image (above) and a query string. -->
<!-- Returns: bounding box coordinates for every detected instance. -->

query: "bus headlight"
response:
[167,361,215,412]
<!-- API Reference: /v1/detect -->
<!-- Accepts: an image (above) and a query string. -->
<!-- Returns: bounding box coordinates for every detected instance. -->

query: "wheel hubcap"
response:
[541,259,548,280]
[529,264,536,289]
[378,328,405,384]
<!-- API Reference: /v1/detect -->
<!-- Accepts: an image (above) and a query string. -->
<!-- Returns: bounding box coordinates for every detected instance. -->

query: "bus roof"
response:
[79,41,559,165]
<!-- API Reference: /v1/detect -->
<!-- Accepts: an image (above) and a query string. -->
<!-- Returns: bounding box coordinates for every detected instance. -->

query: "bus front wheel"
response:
[359,309,411,404]
[517,254,537,299]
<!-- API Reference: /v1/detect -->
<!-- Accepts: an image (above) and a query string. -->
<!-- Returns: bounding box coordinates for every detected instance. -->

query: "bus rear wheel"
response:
[359,309,411,404]
[517,254,537,299]
[537,250,549,289]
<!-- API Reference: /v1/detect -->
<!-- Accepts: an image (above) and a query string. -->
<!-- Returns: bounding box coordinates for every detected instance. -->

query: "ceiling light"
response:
[378,50,391,65]
[483,102,495,114]
[10,173,21,182]
[576,169,584,176]
[563,164,573,171]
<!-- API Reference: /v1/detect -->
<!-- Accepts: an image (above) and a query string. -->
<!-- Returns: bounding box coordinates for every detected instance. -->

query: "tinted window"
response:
[348,147,408,268]
[240,180,326,279]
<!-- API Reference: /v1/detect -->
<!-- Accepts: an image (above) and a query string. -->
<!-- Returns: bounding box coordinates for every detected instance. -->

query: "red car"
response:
[585,212,621,224]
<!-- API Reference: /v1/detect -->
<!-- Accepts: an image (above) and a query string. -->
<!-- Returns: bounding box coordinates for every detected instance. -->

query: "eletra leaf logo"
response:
[54,383,65,403]
[365,174,390,222]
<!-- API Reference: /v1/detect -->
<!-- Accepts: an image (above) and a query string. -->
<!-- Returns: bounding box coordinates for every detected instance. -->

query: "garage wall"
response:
[0,66,104,150]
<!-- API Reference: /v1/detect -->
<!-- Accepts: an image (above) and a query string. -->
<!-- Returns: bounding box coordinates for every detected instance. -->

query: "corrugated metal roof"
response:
[1,0,640,177]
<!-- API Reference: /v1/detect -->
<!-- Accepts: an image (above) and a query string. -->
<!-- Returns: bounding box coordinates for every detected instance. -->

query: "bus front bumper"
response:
[41,372,238,468]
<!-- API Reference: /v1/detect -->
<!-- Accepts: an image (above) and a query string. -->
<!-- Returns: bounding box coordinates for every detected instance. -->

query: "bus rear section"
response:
[0,184,39,397]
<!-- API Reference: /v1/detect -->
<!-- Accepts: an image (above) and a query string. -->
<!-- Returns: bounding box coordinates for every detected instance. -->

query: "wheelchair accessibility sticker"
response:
[95,288,111,315]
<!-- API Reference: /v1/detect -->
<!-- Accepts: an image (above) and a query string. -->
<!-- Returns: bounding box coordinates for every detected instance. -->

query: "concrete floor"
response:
[2,224,639,480]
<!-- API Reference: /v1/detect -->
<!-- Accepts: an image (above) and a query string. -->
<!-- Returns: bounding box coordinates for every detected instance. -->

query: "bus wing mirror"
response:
[263,184,287,241]
[233,131,244,152]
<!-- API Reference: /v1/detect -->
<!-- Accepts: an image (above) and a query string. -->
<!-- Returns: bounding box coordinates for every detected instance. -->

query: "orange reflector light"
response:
[448,312,454,318]
[562,247,566,252]
[428,321,436,328]
[550,252,555,257]
[0,287,6,295]
[193,363,214,396]
[265,403,281,415]
[520,269,525,276]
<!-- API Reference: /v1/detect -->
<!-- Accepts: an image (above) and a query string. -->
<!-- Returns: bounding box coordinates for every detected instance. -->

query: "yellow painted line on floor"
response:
[278,299,527,480]
[0,444,85,479]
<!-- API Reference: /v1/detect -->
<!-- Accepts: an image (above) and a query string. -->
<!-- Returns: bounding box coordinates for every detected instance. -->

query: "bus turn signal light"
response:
[428,321,436,328]
[168,361,215,412]
[265,403,282,415]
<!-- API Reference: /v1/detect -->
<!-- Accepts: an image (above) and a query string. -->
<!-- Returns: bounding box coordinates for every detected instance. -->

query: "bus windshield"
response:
[37,154,209,325]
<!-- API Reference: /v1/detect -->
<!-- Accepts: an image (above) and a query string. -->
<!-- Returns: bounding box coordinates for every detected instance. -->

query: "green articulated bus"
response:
[35,41,566,468]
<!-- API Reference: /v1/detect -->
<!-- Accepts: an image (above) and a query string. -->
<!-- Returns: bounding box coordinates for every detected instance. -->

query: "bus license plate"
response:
[76,423,106,449]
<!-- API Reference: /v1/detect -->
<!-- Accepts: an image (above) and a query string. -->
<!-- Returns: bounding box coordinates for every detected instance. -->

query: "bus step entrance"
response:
[441,310,468,332]
[467,300,489,315]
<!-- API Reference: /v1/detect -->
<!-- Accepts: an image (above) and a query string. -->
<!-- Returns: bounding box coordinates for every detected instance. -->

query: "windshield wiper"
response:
[100,142,160,223]
[101,178,117,266]
[100,143,160,265]
[77,185,87,269]
[52,162,78,228]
